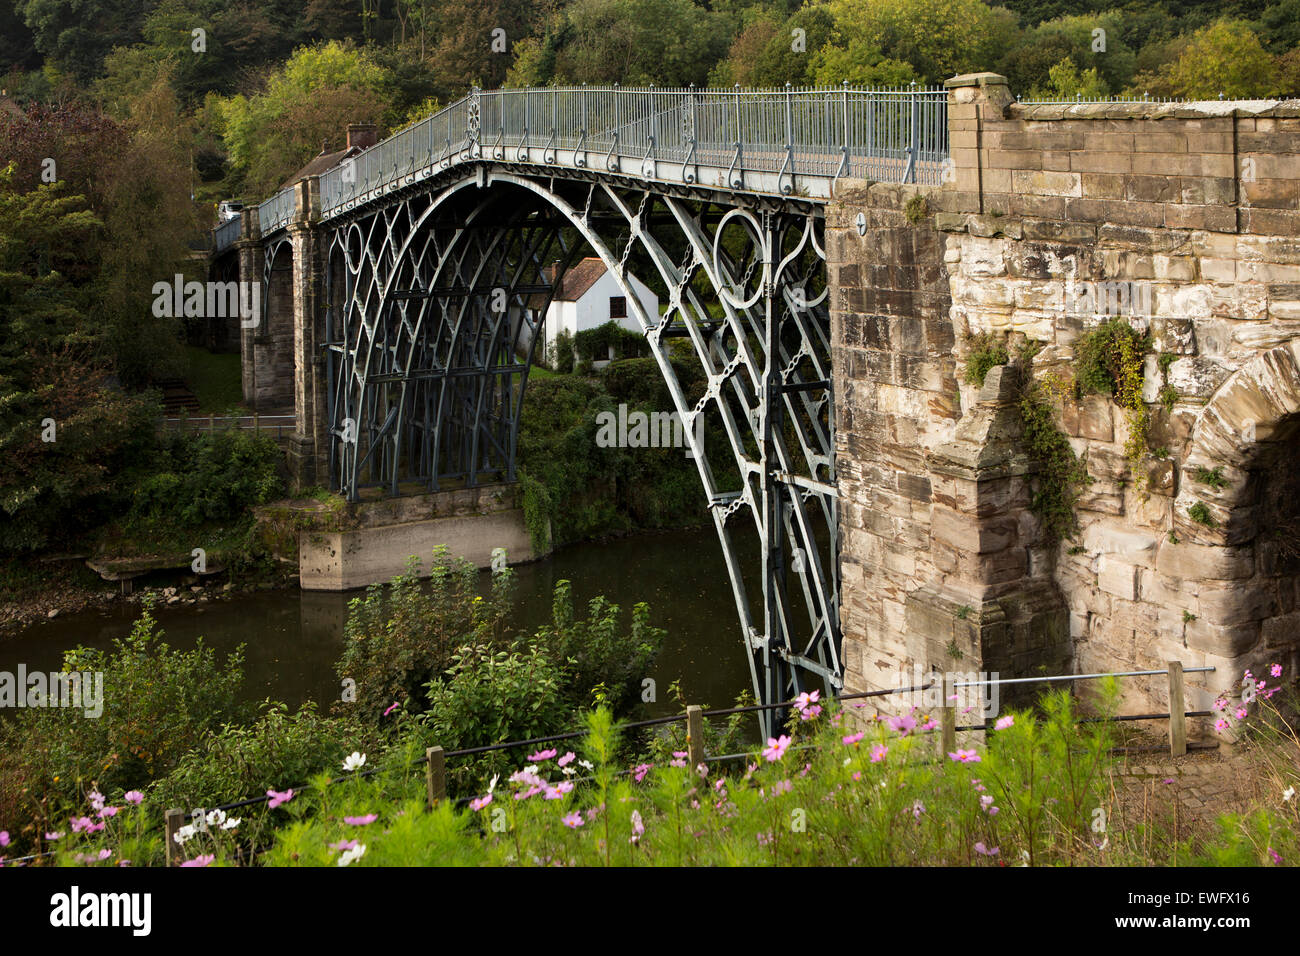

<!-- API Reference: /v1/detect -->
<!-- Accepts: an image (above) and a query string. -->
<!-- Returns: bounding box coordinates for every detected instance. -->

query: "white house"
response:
[532,258,658,367]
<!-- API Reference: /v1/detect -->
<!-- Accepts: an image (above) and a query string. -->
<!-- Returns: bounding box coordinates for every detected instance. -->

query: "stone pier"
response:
[831,73,1300,721]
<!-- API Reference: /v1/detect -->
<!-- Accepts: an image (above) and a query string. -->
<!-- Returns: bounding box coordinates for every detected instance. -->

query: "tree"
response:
[817,0,1017,85]
[0,165,160,554]
[1164,19,1280,98]
[215,41,389,197]
[551,0,732,86]
[1037,57,1108,99]
[15,0,146,81]
[713,7,836,87]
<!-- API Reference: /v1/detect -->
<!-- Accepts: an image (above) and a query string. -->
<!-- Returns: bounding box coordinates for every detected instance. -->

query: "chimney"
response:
[347,123,378,150]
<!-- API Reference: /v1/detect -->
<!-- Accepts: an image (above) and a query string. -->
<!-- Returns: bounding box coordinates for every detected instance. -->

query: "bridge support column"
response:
[287,177,328,490]
[830,109,1069,712]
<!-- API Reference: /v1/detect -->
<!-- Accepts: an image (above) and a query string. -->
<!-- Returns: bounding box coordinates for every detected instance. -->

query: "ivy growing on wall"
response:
[1074,318,1152,469]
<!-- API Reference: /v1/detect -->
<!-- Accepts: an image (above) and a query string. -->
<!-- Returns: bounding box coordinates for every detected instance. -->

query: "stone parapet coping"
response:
[1009,100,1300,122]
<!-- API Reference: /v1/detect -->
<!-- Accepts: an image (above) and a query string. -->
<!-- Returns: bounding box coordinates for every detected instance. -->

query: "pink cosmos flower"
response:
[1270,663,1283,678]
[870,744,888,763]
[994,715,1014,730]
[266,789,295,809]
[514,786,544,801]
[1215,718,1229,732]
[842,732,865,746]
[886,714,917,735]
[0,832,7,847]
[971,779,986,792]
[851,771,862,781]
[1269,847,1282,865]
[383,702,400,717]
[974,842,999,857]
[948,749,981,763]
[123,791,144,806]
[44,832,63,841]
[558,752,576,767]
[1235,707,1248,720]
[329,839,358,852]
[97,806,119,819]
[87,790,105,812]
[632,763,653,783]
[1213,697,1229,712]
[762,735,791,762]
[554,780,574,794]
[772,779,793,796]
[469,795,492,812]
[562,811,584,829]
[344,814,378,826]
[528,748,558,762]
[180,854,214,868]
[912,800,925,819]
[629,810,644,844]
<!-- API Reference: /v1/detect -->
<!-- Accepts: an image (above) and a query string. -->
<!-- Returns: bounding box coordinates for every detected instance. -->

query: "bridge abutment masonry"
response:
[831,73,1300,724]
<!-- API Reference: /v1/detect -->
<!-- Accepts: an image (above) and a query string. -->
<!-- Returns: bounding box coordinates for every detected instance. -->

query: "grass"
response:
[185,346,244,413]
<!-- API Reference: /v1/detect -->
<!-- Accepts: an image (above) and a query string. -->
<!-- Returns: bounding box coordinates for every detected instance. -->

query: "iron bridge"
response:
[214,84,950,732]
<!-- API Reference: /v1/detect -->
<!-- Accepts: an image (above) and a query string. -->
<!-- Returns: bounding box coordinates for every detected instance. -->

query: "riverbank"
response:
[0,557,298,637]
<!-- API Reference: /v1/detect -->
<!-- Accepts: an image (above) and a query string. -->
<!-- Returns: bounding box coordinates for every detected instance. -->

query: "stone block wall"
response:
[832,73,1300,727]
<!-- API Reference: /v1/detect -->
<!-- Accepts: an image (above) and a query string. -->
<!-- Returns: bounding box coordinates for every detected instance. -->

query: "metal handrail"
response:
[209,83,948,250]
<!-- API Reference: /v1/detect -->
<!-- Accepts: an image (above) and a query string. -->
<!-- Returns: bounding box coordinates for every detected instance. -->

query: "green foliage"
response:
[1159,384,1178,411]
[1183,609,1197,623]
[573,321,650,363]
[334,549,514,725]
[517,360,710,549]
[214,41,389,196]
[0,605,248,846]
[1188,501,1218,527]
[963,332,1009,387]
[904,192,929,224]
[1075,319,1152,469]
[125,427,285,532]
[815,0,1018,85]
[1018,368,1092,542]
[1162,19,1282,98]
[532,579,665,715]
[1192,465,1227,489]
[550,329,575,373]
[150,701,363,811]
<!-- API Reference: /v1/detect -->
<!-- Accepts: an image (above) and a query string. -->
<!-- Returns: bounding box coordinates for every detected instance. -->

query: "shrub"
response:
[0,605,247,849]
[963,333,1009,387]
[333,549,514,725]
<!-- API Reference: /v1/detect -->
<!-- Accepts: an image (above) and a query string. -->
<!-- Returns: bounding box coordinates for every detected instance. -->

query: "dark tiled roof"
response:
[279,145,359,191]
[526,257,613,310]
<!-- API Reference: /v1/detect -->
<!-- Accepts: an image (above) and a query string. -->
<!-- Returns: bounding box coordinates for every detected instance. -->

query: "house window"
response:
[609,296,627,319]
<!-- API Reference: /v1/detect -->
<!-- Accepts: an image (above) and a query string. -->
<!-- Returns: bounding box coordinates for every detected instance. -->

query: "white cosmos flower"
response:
[342,752,367,772]
[173,824,196,845]
[1284,786,1296,804]
[337,843,367,867]
[206,809,227,828]
[221,817,241,830]
[487,774,500,794]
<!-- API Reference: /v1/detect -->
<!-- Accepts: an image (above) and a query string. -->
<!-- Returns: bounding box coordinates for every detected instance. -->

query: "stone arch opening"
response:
[1171,343,1300,713]
[249,238,295,410]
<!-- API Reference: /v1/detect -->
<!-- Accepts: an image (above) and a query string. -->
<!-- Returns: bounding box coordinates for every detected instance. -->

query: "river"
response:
[0,527,758,718]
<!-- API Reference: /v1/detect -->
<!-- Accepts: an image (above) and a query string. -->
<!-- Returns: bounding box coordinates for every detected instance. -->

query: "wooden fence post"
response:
[253,412,260,434]
[686,704,705,768]
[941,675,957,754]
[426,746,446,808]
[164,808,184,866]
[1168,661,1187,757]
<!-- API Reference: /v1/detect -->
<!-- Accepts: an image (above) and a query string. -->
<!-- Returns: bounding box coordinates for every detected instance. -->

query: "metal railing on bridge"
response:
[318,84,948,217]
[208,84,948,255]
